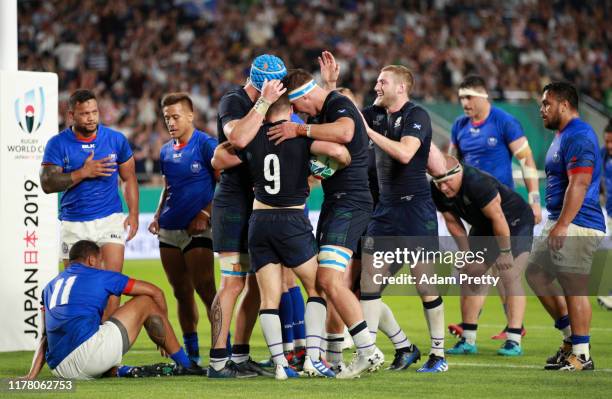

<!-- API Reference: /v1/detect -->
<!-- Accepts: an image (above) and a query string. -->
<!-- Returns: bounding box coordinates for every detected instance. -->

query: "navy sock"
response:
[170,347,192,368]
[289,286,306,344]
[226,332,232,353]
[183,332,199,358]
[117,365,133,377]
[280,291,295,347]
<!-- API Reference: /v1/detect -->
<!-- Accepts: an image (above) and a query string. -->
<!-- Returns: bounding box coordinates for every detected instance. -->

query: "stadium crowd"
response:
[18,0,611,183]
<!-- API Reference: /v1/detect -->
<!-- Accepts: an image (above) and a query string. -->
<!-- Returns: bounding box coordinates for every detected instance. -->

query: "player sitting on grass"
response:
[22,240,204,380]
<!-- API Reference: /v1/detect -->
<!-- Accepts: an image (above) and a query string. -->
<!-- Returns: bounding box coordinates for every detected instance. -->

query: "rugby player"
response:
[597,120,612,309]
[267,69,385,378]
[526,82,606,371]
[213,93,351,379]
[23,241,203,380]
[431,156,534,356]
[448,76,540,340]
[147,93,218,365]
[359,65,447,373]
[208,54,286,378]
[40,89,139,319]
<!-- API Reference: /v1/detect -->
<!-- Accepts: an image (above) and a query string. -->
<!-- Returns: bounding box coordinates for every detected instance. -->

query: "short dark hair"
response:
[69,89,96,110]
[605,118,612,134]
[283,69,314,92]
[69,240,100,262]
[266,93,291,118]
[459,75,487,92]
[542,81,579,110]
[161,92,194,112]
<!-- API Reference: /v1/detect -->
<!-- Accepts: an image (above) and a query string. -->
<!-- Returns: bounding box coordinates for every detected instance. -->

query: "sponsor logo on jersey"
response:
[173,153,182,159]
[469,127,480,136]
[81,143,95,149]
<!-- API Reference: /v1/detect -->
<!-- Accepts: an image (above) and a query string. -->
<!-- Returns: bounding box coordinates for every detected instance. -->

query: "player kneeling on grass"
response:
[22,240,204,380]
[212,92,351,379]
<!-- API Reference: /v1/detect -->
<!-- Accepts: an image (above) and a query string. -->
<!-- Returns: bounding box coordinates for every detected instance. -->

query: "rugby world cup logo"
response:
[14,87,46,134]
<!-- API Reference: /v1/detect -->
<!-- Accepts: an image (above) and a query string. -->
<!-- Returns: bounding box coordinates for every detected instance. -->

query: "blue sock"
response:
[170,347,192,368]
[555,315,570,330]
[571,335,589,345]
[183,332,199,358]
[289,286,305,346]
[226,332,232,353]
[117,365,133,377]
[280,291,294,350]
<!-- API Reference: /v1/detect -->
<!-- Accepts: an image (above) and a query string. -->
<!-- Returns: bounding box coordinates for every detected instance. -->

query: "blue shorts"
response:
[317,199,372,254]
[248,209,317,272]
[212,203,251,253]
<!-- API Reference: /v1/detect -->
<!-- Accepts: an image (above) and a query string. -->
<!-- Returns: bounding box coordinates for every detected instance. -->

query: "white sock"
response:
[282,342,294,353]
[349,321,375,355]
[259,310,288,367]
[378,301,411,350]
[305,297,327,360]
[506,327,522,345]
[562,326,572,341]
[573,343,590,359]
[294,338,305,348]
[423,297,445,357]
[360,297,382,342]
[463,330,477,345]
[325,333,344,365]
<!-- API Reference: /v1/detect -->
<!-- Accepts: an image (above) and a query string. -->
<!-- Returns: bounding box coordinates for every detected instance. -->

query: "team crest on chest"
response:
[191,161,202,173]
[394,117,402,129]
[487,137,497,146]
[552,151,561,163]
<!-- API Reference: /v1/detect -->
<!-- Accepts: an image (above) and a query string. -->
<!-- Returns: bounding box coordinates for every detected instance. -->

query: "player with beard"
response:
[40,89,138,320]
[526,82,605,371]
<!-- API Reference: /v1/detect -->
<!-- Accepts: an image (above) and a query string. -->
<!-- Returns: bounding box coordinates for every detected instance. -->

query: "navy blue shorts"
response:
[469,210,535,264]
[367,199,438,236]
[212,203,251,253]
[248,209,317,272]
[316,199,372,254]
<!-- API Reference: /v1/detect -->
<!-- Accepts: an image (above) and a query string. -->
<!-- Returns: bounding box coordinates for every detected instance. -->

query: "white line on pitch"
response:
[478,324,612,333]
[449,361,612,373]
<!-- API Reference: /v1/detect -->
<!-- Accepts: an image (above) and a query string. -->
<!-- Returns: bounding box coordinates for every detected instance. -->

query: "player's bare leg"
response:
[100,243,125,321]
[110,295,203,375]
[526,262,573,368]
[184,246,216,321]
[317,245,383,378]
[495,253,528,356]
[160,247,197,334]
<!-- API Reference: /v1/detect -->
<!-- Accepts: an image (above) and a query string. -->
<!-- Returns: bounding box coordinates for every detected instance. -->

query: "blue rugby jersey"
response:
[43,264,133,369]
[544,118,605,231]
[451,106,525,189]
[42,125,132,222]
[602,147,612,216]
[158,130,217,230]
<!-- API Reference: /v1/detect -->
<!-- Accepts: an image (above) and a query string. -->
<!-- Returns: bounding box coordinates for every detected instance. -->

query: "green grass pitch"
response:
[1,259,612,399]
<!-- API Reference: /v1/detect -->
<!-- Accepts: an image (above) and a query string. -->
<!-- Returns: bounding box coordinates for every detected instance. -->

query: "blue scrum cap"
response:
[249,54,287,92]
